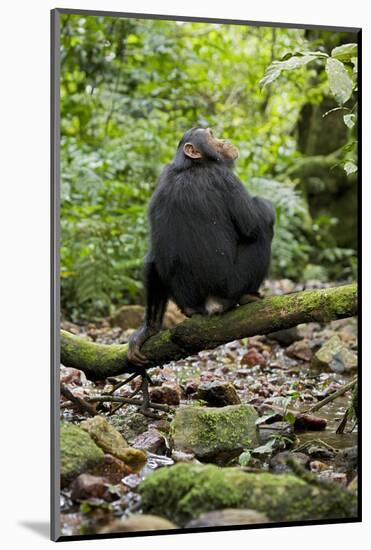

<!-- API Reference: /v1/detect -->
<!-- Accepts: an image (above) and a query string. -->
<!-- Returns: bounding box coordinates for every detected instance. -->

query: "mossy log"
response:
[61,284,357,380]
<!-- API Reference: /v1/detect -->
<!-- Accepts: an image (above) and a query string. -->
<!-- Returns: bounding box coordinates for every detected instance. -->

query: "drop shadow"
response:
[18,521,50,539]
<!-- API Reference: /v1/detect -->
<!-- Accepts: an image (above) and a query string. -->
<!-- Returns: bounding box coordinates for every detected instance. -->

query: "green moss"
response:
[60,422,105,486]
[139,463,357,526]
[170,405,258,460]
[61,330,128,379]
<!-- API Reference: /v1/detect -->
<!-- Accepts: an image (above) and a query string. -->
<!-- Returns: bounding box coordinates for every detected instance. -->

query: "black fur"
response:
[127,128,275,364]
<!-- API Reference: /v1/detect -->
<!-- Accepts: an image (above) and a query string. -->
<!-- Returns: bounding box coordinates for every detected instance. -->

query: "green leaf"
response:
[331,43,358,63]
[325,58,353,105]
[252,438,277,455]
[238,450,252,467]
[284,411,296,425]
[343,114,356,129]
[260,53,323,87]
[344,161,357,175]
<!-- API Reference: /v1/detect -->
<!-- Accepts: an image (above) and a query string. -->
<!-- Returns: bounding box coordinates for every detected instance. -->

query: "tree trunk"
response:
[61,283,357,380]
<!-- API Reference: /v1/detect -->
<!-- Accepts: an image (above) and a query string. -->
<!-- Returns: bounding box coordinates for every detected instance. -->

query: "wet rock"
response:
[334,446,358,474]
[171,450,197,463]
[110,411,150,443]
[296,440,336,460]
[184,379,200,396]
[139,463,357,526]
[286,339,313,362]
[311,335,357,373]
[196,380,241,407]
[60,422,104,487]
[267,327,300,346]
[81,416,146,472]
[318,471,347,486]
[170,405,258,461]
[150,382,181,406]
[60,366,84,385]
[132,429,166,454]
[241,348,266,367]
[270,451,309,474]
[92,454,132,484]
[70,473,108,501]
[100,514,177,533]
[185,508,269,528]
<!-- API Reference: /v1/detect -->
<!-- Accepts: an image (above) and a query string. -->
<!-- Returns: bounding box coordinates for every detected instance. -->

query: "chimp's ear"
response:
[183,142,202,159]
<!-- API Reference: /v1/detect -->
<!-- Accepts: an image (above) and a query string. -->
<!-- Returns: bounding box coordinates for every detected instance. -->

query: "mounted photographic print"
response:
[51,8,361,541]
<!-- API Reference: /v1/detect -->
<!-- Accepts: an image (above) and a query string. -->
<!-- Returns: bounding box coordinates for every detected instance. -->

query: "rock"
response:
[311,335,357,373]
[196,381,241,407]
[240,348,266,367]
[286,339,313,362]
[269,451,310,474]
[132,429,166,454]
[258,421,295,445]
[81,416,146,472]
[170,405,259,461]
[139,463,357,526]
[163,301,186,328]
[110,301,185,331]
[60,423,104,486]
[310,460,329,473]
[92,454,132,483]
[100,514,177,533]
[185,508,269,528]
[334,446,358,474]
[110,411,150,443]
[70,473,108,501]
[60,366,84,385]
[184,379,200,396]
[171,450,197,463]
[109,305,144,330]
[149,382,181,406]
[267,327,300,346]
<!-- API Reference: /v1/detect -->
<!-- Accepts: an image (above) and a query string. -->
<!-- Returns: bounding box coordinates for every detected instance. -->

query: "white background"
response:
[0,0,368,547]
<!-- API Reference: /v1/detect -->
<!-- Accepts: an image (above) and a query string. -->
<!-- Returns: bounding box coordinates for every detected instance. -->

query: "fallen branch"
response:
[86,395,174,413]
[61,283,357,380]
[60,383,98,416]
[305,377,357,414]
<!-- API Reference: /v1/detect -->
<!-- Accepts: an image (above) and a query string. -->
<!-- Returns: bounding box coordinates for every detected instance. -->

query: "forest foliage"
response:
[60,14,358,320]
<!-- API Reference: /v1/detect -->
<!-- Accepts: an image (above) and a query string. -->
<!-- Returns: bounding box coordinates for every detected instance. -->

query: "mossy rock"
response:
[139,463,357,526]
[60,422,104,487]
[81,416,147,472]
[170,405,258,461]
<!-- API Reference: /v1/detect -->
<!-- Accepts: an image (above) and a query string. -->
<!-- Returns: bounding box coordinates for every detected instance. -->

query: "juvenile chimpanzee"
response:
[127,127,275,365]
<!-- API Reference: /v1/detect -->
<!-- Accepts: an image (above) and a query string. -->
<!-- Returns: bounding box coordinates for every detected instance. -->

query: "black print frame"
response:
[51,7,362,542]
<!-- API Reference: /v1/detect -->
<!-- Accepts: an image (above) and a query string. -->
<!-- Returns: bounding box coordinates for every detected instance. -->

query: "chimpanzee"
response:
[127,127,275,366]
